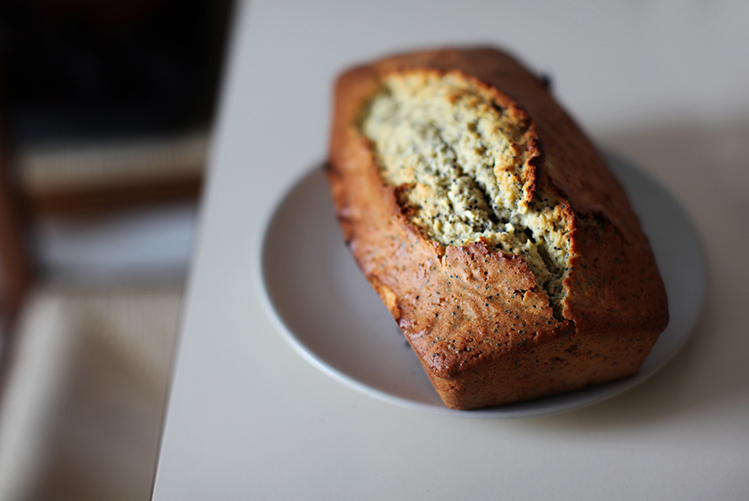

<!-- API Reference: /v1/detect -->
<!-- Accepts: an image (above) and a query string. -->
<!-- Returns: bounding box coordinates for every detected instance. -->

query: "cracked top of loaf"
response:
[361,70,570,317]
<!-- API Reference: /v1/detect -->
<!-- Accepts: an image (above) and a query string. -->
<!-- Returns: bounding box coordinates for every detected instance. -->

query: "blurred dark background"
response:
[0,0,232,219]
[1,0,230,145]
[0,2,234,499]
[0,0,234,292]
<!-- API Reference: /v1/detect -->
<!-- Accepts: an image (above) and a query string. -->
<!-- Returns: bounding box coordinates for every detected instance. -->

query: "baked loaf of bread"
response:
[326,47,668,410]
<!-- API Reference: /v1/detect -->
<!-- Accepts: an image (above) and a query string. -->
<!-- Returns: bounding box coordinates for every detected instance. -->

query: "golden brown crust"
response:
[327,47,668,410]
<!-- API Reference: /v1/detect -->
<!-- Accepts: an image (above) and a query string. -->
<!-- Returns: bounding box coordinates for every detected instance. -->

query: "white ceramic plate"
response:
[258,153,707,418]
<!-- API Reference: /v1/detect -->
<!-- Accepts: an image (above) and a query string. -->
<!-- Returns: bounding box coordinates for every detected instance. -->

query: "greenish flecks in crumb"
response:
[360,71,571,316]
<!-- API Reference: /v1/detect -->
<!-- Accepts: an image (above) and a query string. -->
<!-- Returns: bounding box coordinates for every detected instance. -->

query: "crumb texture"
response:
[361,72,571,312]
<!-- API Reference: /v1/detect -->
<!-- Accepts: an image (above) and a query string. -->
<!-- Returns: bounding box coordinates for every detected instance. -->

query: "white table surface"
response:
[152,1,749,499]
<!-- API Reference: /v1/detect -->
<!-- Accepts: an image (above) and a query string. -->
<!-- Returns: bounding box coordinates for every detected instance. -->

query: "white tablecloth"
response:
[153,1,749,498]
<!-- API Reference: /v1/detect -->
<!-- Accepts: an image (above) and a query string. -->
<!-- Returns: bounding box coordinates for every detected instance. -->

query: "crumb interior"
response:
[360,71,571,314]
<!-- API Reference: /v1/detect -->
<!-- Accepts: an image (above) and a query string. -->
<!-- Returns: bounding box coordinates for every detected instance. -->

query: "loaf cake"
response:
[326,47,668,410]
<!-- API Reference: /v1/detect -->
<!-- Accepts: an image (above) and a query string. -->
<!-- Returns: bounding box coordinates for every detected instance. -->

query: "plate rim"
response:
[256,152,708,418]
